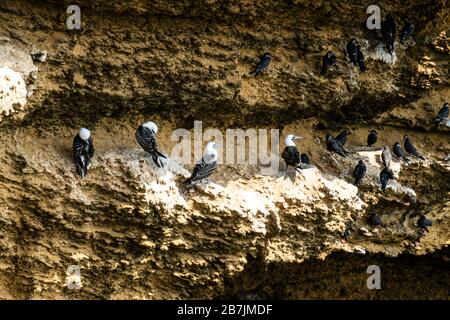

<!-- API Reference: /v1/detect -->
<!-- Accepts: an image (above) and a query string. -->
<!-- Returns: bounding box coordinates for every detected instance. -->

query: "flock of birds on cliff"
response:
[71,13,448,236]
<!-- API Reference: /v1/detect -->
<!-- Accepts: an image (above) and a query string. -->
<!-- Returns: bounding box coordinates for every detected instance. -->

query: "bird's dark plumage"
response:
[400,20,414,43]
[393,142,409,162]
[300,153,310,165]
[335,130,351,146]
[252,53,271,76]
[136,125,167,168]
[353,160,367,186]
[326,134,348,157]
[342,228,351,242]
[346,38,358,66]
[321,51,337,75]
[356,45,367,73]
[367,130,378,147]
[369,213,383,227]
[417,215,432,231]
[380,167,394,192]
[73,134,94,178]
[434,102,449,125]
[381,14,396,54]
[183,159,217,190]
[282,146,301,169]
[403,135,425,160]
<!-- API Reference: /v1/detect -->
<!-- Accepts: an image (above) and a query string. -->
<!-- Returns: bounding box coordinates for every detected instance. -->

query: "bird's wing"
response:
[136,126,158,154]
[88,138,95,158]
[186,160,217,185]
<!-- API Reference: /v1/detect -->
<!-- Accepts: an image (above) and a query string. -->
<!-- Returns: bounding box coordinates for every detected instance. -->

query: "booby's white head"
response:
[204,141,218,163]
[142,121,158,134]
[285,134,301,147]
[79,128,90,140]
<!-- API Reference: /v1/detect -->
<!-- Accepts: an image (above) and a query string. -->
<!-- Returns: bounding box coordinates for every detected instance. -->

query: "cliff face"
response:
[0,0,449,299]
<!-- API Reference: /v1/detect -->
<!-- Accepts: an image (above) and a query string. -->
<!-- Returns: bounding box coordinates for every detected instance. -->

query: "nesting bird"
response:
[326,133,349,157]
[321,51,337,75]
[346,38,358,66]
[403,135,425,160]
[381,14,396,54]
[400,19,414,43]
[136,121,167,168]
[335,129,351,146]
[380,167,394,192]
[353,160,367,186]
[393,142,409,162]
[281,134,302,172]
[434,102,449,125]
[183,142,218,191]
[367,130,378,147]
[251,52,271,77]
[381,146,392,168]
[72,128,95,178]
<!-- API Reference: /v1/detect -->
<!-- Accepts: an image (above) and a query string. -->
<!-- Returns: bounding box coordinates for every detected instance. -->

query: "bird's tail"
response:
[152,152,167,168]
[76,156,87,178]
[251,68,261,77]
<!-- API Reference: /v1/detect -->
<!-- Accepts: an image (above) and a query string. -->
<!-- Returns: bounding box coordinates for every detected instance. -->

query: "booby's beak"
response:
[293,136,303,140]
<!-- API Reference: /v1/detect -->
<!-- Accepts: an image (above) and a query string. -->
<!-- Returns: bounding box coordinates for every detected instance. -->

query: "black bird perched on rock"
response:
[400,20,414,43]
[356,45,367,73]
[300,153,310,165]
[403,135,425,160]
[321,51,337,75]
[73,128,95,178]
[417,215,432,231]
[367,130,378,147]
[136,121,167,168]
[282,134,302,172]
[434,102,449,125]
[346,38,358,66]
[251,52,271,76]
[342,228,351,242]
[369,213,383,227]
[381,14,396,54]
[380,167,394,192]
[184,142,218,191]
[335,130,351,146]
[393,142,409,162]
[353,160,367,186]
[382,146,392,168]
[326,133,349,157]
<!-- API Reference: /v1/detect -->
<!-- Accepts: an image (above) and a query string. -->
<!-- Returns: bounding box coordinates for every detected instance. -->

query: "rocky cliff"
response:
[0,0,448,299]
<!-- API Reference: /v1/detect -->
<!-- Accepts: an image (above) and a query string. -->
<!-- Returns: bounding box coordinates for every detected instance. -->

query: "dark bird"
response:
[400,20,414,43]
[326,133,349,157]
[184,142,218,191]
[380,167,394,192]
[417,215,432,231]
[353,160,367,186]
[136,121,167,168]
[367,130,378,147]
[300,153,310,165]
[281,134,302,172]
[381,146,392,168]
[346,38,358,66]
[251,52,271,76]
[73,128,95,178]
[381,14,396,54]
[342,228,351,242]
[403,135,425,160]
[393,142,409,162]
[335,130,351,146]
[321,51,337,75]
[369,213,383,227]
[434,102,449,125]
[356,45,367,73]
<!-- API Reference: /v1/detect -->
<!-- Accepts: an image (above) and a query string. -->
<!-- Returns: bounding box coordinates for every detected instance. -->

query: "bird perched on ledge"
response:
[380,167,394,192]
[393,142,409,163]
[251,52,271,77]
[434,102,449,125]
[353,160,367,186]
[321,51,337,75]
[282,134,302,172]
[367,130,378,147]
[326,133,349,157]
[73,127,94,178]
[184,142,218,191]
[403,135,425,160]
[335,129,351,146]
[136,121,167,168]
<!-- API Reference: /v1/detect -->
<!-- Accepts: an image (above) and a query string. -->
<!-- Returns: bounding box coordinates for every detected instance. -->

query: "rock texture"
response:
[0,0,449,299]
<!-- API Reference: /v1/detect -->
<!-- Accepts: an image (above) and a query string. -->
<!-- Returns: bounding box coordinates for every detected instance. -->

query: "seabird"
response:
[356,45,367,73]
[300,153,310,165]
[73,127,94,178]
[381,14,396,54]
[381,146,392,168]
[335,129,351,146]
[346,38,358,66]
[400,20,414,43]
[434,102,449,125]
[183,142,218,191]
[367,130,378,147]
[417,215,432,231]
[326,133,349,157]
[393,142,409,162]
[251,52,271,77]
[321,51,337,75]
[403,135,425,160]
[342,228,351,242]
[136,121,167,168]
[353,160,367,186]
[380,167,394,192]
[281,134,302,172]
